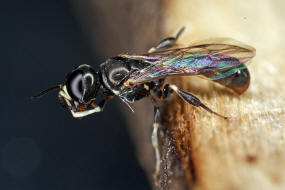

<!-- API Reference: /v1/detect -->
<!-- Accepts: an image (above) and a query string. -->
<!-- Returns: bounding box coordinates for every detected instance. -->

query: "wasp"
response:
[32,27,255,177]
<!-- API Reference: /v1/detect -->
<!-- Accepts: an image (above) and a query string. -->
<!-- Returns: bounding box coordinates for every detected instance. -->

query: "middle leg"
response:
[150,82,173,181]
[152,106,161,180]
[148,26,185,53]
[71,95,113,118]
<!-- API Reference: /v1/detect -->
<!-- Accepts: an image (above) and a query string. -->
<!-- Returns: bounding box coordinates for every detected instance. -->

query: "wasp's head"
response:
[64,64,100,104]
[32,64,101,117]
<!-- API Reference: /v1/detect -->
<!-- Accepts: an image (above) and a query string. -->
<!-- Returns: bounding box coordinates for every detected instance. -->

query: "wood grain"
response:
[72,0,285,189]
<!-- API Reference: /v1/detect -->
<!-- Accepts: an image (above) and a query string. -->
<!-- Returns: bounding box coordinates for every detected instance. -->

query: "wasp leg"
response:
[152,106,161,181]
[168,84,228,119]
[57,93,91,118]
[71,96,113,118]
[148,26,185,53]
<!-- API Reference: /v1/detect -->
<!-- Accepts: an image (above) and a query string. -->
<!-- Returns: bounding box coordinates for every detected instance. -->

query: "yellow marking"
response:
[123,79,135,88]
[169,84,178,92]
[144,84,149,91]
[148,47,156,53]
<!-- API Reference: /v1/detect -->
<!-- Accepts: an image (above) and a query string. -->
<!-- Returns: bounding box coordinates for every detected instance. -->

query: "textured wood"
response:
[162,1,285,189]
[72,0,285,189]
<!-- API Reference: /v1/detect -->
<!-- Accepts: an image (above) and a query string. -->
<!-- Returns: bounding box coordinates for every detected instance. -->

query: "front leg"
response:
[71,96,113,118]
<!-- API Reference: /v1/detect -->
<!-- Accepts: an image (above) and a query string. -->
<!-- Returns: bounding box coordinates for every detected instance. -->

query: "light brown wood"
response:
[73,0,285,189]
[162,1,285,189]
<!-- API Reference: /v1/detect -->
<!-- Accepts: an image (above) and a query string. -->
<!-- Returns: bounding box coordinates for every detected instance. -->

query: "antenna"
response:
[31,85,61,100]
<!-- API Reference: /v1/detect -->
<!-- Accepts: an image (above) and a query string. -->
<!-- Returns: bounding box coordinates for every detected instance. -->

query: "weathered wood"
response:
[72,0,285,189]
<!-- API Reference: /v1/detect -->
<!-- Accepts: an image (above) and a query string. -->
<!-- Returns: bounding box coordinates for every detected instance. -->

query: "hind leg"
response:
[167,84,227,119]
[150,83,174,181]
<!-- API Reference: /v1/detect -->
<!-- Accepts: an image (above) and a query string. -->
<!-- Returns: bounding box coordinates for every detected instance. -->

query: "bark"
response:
[72,0,285,189]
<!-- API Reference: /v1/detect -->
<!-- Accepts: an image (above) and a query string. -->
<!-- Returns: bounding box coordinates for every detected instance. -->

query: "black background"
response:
[1,1,150,189]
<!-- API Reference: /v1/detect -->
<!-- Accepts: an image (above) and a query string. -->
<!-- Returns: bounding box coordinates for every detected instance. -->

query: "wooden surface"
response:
[72,0,285,189]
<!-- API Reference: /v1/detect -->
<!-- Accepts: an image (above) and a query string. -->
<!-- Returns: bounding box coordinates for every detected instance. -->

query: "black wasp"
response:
[32,27,255,177]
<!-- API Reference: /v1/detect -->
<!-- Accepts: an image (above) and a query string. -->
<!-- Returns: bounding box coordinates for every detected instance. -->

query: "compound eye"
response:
[66,65,100,104]
[66,70,84,102]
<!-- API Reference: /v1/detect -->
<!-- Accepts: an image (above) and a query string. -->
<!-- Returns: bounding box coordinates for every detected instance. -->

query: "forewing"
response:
[121,39,255,85]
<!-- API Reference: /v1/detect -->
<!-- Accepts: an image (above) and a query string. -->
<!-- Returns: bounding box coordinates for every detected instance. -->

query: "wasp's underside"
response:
[32,27,255,180]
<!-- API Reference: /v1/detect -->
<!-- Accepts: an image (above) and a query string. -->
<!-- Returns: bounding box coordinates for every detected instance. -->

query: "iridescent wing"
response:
[121,39,255,93]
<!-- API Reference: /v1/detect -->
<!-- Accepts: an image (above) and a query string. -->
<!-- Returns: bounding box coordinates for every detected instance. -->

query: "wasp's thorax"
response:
[65,64,100,104]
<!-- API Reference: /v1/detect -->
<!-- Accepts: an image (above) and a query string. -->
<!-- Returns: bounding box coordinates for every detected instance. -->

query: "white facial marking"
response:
[59,85,72,101]
[94,107,101,112]
[71,109,96,118]
[70,106,102,118]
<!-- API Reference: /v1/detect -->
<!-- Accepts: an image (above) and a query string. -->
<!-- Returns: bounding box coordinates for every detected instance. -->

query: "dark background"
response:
[1,0,149,189]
